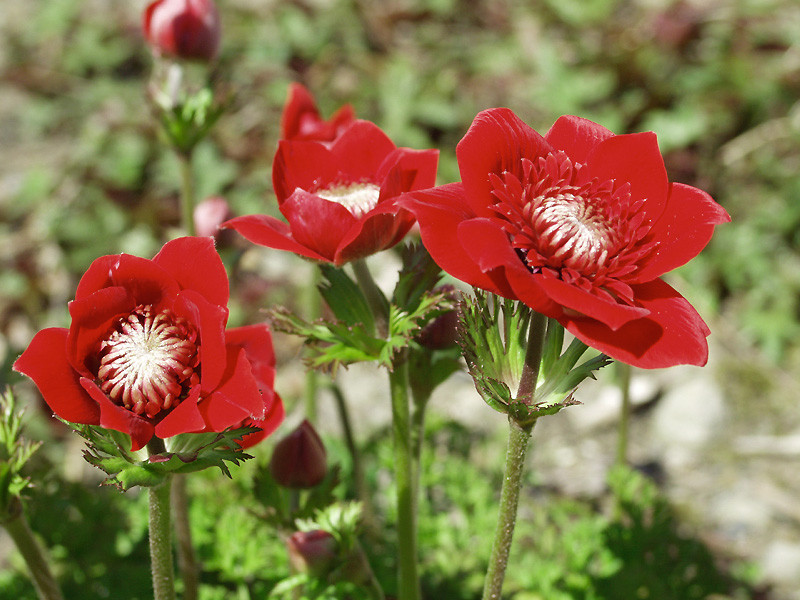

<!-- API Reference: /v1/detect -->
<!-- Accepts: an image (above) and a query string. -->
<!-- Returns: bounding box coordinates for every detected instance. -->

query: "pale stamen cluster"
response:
[315,181,381,218]
[490,151,656,304]
[96,305,199,418]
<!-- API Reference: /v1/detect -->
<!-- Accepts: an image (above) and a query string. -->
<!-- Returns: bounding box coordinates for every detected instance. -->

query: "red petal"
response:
[544,115,615,165]
[154,387,206,439]
[563,278,711,368]
[225,325,276,390]
[329,120,396,181]
[75,253,179,308]
[172,290,229,393]
[222,214,330,263]
[199,347,265,431]
[377,148,440,198]
[335,201,415,265]
[67,287,135,376]
[281,83,320,140]
[272,140,340,203]
[153,236,229,308]
[280,190,358,262]
[457,108,551,218]
[632,183,731,282]
[586,132,670,225]
[236,393,285,449]
[401,184,506,293]
[534,273,649,331]
[13,328,101,425]
[80,378,154,451]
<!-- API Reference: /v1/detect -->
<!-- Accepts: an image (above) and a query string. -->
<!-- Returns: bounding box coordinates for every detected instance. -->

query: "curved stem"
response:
[172,476,199,600]
[389,351,420,600]
[482,418,534,600]
[329,383,375,532]
[2,497,64,600]
[178,151,196,236]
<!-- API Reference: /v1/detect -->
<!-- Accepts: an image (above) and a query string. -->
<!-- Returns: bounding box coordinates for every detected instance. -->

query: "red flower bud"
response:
[416,285,460,350]
[287,530,337,576]
[270,420,327,488]
[143,0,221,62]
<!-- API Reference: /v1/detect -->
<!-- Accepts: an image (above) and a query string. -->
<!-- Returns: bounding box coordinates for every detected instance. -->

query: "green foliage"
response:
[75,425,258,491]
[0,387,41,517]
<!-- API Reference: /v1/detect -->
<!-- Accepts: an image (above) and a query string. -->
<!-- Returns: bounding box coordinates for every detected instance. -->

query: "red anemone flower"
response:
[14,237,283,451]
[143,0,221,62]
[402,108,730,369]
[223,120,438,266]
[280,83,356,143]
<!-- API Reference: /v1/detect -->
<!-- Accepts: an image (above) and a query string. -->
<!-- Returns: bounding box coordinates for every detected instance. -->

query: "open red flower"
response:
[402,108,730,368]
[223,120,438,266]
[143,0,221,62]
[280,83,356,143]
[14,237,282,451]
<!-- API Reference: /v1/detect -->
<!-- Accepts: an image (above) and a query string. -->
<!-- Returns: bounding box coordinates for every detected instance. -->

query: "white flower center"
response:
[96,305,198,418]
[316,182,381,218]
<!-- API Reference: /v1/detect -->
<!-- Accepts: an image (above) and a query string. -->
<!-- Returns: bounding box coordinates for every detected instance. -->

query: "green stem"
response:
[410,385,431,520]
[305,268,323,421]
[329,383,375,532]
[615,362,632,467]
[482,419,535,600]
[148,438,176,600]
[172,476,199,600]
[482,308,548,600]
[351,260,389,338]
[2,497,64,600]
[178,151,196,236]
[516,311,549,403]
[389,350,421,600]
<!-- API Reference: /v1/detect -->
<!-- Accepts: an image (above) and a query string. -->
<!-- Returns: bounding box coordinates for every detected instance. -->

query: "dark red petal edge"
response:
[153,236,229,308]
[223,214,331,263]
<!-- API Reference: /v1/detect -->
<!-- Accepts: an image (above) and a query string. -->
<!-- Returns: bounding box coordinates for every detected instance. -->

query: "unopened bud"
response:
[270,420,327,488]
[143,0,221,62]
[287,530,337,576]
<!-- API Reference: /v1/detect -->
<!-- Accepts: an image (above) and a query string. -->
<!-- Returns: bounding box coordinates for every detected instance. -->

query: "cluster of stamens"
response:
[314,180,381,218]
[96,305,199,418]
[490,151,656,304]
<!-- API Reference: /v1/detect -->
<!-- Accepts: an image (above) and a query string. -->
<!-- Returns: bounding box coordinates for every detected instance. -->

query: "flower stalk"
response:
[615,361,632,466]
[389,350,421,600]
[2,497,64,600]
[178,151,196,236]
[148,439,176,600]
[482,309,548,600]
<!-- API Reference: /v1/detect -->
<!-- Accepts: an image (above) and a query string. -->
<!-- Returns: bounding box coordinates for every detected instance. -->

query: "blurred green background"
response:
[1,0,800,598]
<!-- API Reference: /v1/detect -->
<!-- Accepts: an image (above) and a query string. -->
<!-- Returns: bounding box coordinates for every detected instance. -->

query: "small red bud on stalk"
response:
[287,530,338,576]
[270,420,328,489]
[143,0,221,63]
[416,285,460,350]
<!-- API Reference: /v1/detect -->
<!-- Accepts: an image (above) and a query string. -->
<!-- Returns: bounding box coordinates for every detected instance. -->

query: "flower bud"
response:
[194,196,234,243]
[143,0,221,62]
[416,285,460,350]
[270,420,327,488]
[287,530,337,576]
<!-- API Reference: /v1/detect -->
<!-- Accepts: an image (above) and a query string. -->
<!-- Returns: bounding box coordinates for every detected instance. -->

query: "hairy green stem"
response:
[178,151,196,236]
[482,309,548,599]
[148,438,176,600]
[390,351,421,600]
[304,268,323,421]
[172,476,199,600]
[150,478,176,600]
[482,418,535,600]
[2,497,64,600]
